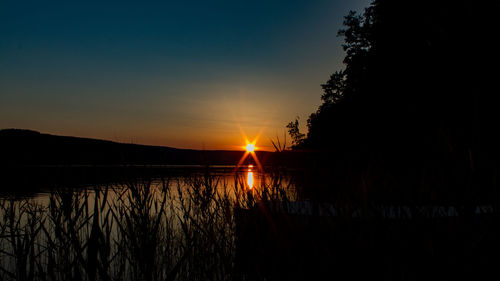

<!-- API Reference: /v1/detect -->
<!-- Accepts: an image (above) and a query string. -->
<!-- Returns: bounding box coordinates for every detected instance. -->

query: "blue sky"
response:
[0,0,371,150]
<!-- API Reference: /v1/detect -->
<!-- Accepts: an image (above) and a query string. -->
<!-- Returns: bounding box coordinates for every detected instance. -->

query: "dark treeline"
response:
[0,129,272,167]
[292,0,500,205]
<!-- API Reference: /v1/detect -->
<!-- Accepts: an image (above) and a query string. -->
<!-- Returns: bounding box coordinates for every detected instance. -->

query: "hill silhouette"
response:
[0,129,270,166]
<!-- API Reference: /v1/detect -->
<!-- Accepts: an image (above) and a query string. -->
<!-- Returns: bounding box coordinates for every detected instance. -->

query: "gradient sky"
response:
[1,0,370,150]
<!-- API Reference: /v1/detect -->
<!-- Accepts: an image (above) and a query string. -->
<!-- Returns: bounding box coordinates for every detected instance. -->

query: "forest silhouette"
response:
[290,0,499,205]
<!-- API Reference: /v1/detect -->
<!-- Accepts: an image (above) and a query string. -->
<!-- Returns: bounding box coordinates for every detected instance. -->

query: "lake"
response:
[2,165,500,281]
[0,164,296,281]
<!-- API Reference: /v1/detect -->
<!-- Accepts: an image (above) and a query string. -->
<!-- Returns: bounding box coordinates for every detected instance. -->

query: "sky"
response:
[0,0,371,151]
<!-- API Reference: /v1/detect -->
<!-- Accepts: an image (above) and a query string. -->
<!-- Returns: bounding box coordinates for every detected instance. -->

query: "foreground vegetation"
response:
[1,168,500,281]
[0,171,294,281]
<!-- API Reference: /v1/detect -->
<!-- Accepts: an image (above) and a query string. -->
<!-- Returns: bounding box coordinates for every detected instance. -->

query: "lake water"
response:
[0,164,295,281]
[3,165,497,281]
[1,164,294,198]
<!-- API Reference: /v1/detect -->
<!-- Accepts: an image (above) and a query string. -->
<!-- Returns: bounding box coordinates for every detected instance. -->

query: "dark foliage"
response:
[286,118,305,147]
[300,0,500,204]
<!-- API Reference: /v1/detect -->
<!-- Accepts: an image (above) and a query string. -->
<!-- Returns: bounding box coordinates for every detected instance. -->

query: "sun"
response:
[235,129,263,172]
[245,143,255,152]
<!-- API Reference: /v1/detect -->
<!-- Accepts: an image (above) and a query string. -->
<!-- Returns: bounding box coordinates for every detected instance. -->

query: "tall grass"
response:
[2,168,499,281]
[0,169,290,281]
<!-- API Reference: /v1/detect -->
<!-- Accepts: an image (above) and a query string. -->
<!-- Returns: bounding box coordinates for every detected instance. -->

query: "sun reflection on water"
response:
[247,165,254,189]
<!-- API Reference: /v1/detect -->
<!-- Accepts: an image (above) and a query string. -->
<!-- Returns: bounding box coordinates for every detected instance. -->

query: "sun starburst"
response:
[235,131,263,173]
[245,143,255,152]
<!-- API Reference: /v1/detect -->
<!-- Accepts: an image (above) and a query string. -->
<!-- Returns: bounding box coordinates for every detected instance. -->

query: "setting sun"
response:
[246,143,255,152]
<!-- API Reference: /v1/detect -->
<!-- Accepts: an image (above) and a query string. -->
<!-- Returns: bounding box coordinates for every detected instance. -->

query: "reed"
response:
[0,169,288,281]
[2,168,499,281]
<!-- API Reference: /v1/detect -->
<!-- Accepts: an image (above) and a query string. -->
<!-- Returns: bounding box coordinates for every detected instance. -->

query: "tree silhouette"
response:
[295,0,499,203]
[286,117,305,148]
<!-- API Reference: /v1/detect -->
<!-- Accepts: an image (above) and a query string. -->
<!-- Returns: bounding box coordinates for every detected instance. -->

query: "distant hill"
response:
[0,129,271,166]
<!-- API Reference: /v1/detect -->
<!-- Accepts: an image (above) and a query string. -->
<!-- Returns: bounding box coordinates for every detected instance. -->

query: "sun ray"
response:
[237,123,249,144]
[250,151,263,171]
[234,151,250,173]
[253,128,265,146]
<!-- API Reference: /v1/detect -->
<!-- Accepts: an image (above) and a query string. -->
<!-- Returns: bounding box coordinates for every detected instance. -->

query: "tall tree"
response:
[298,0,499,203]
